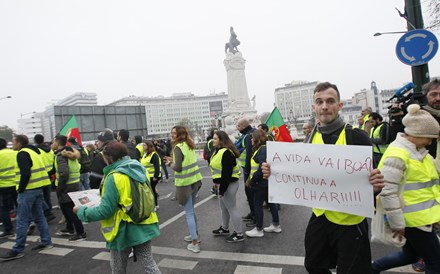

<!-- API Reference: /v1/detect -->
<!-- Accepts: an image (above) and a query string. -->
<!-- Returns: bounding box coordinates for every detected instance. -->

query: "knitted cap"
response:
[97,128,114,143]
[403,104,440,138]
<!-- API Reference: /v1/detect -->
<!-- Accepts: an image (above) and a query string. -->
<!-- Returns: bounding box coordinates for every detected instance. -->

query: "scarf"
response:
[306,116,345,143]
[423,105,440,120]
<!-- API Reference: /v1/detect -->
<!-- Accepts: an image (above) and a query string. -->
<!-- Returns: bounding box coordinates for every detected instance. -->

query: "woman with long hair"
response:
[245,129,281,238]
[141,141,162,209]
[75,141,160,273]
[210,131,244,242]
[164,126,203,253]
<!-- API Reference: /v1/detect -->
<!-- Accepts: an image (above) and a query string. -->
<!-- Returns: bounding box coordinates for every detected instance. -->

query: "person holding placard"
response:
[371,104,440,273]
[262,82,385,274]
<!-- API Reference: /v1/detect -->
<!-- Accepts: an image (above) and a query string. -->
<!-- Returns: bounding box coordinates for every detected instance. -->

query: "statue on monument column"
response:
[225,26,240,54]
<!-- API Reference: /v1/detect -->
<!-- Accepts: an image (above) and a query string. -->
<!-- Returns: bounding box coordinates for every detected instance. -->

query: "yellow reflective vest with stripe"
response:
[249,145,265,180]
[370,123,388,154]
[19,148,51,190]
[101,172,159,242]
[311,125,365,226]
[378,146,440,227]
[209,148,240,179]
[38,148,54,173]
[173,142,202,186]
[0,149,18,188]
[54,152,81,187]
[141,151,162,178]
[136,144,144,159]
[237,135,248,168]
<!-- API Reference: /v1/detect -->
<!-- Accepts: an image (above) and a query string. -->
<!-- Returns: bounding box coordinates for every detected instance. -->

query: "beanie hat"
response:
[403,104,440,138]
[97,128,114,143]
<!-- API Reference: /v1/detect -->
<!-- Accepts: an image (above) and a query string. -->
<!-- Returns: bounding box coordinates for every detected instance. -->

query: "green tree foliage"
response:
[0,126,14,142]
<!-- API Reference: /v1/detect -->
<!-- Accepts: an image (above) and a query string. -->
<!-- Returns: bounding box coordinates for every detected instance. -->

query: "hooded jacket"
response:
[77,156,160,251]
[55,146,81,203]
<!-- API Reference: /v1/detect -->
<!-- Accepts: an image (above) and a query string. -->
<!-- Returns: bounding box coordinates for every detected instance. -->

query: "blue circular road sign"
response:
[395,29,438,66]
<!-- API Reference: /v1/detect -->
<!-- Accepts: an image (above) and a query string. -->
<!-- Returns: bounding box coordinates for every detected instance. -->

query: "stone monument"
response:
[223,27,258,132]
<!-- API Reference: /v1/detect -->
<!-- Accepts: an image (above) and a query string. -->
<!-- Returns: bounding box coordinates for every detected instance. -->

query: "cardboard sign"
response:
[267,142,374,218]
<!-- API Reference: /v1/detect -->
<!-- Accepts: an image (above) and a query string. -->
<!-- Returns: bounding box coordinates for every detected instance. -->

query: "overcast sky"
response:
[1,0,439,131]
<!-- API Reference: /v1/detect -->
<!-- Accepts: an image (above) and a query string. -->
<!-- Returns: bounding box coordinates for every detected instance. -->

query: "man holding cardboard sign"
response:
[263,82,384,274]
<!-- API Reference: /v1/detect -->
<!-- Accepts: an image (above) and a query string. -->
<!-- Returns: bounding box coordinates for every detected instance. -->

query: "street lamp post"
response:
[0,96,12,101]
[373,31,406,37]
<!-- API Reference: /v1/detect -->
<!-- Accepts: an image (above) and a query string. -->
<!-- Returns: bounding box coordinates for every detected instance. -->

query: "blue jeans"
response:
[253,184,279,230]
[161,162,169,179]
[80,172,91,190]
[372,227,440,274]
[184,187,198,240]
[13,189,52,253]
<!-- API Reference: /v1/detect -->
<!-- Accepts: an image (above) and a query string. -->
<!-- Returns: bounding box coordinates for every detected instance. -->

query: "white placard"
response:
[267,142,374,218]
[68,189,101,208]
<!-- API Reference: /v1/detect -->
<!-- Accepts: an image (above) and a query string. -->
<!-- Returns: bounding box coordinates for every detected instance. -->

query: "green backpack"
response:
[125,177,155,223]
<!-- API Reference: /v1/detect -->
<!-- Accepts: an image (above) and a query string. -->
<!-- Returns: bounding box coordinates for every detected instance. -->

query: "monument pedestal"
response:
[223,52,258,137]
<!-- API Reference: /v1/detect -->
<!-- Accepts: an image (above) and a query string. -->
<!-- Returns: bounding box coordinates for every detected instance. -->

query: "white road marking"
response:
[39,247,74,256]
[158,258,198,270]
[234,265,282,274]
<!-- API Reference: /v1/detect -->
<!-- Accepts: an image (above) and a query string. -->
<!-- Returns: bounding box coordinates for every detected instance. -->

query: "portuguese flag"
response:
[265,107,293,142]
[59,115,83,146]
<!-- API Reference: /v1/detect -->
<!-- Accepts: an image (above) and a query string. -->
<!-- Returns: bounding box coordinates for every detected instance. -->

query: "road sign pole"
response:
[405,0,430,92]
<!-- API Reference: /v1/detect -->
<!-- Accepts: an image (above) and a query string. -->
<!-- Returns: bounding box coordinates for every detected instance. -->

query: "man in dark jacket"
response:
[89,129,114,189]
[0,135,52,261]
[51,135,86,241]
[235,118,256,223]
[117,129,140,160]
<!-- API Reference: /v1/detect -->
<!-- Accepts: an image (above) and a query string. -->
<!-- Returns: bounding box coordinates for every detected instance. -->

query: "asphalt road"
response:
[0,157,417,274]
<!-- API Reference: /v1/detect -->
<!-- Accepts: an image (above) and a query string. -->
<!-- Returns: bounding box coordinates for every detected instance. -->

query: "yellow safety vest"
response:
[173,142,202,186]
[237,134,248,168]
[249,145,265,180]
[38,148,55,173]
[370,124,388,154]
[141,151,162,178]
[19,148,51,190]
[209,148,240,179]
[378,146,440,227]
[54,152,81,186]
[311,125,365,225]
[136,144,144,159]
[361,114,369,131]
[0,149,18,188]
[101,172,159,242]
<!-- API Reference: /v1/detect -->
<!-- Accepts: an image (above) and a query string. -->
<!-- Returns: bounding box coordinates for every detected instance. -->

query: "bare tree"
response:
[427,0,440,30]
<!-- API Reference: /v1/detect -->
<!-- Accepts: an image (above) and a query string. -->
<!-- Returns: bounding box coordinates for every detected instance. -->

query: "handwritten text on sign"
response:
[267,142,374,218]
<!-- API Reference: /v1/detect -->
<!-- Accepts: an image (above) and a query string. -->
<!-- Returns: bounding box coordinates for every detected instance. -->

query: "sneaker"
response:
[69,233,87,242]
[0,231,14,239]
[412,259,425,272]
[0,250,24,261]
[186,243,200,253]
[55,229,75,236]
[31,244,53,251]
[245,227,264,238]
[9,213,17,221]
[171,196,177,201]
[27,222,36,236]
[183,235,201,243]
[226,232,244,243]
[263,224,282,233]
[242,213,253,221]
[212,226,230,236]
[245,222,256,228]
[58,216,66,225]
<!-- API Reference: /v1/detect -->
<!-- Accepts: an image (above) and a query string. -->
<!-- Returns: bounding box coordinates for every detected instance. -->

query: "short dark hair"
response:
[0,138,7,149]
[118,129,129,142]
[258,124,269,132]
[134,135,143,145]
[369,112,383,122]
[314,82,340,101]
[422,78,440,95]
[103,140,128,162]
[55,135,68,146]
[14,135,29,146]
[34,134,44,145]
